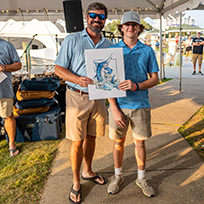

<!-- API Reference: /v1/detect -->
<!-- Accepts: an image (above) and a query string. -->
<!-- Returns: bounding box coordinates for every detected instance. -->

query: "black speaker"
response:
[63,0,84,33]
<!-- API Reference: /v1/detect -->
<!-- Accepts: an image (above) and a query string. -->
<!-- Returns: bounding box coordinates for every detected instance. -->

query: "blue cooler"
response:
[11,106,61,142]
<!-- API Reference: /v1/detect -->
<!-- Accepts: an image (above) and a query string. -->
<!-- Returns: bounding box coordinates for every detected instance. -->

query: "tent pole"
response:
[159,13,163,81]
[55,34,59,56]
[179,12,182,93]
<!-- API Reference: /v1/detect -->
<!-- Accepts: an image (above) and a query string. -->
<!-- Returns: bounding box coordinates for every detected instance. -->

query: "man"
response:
[107,11,159,197]
[192,31,204,75]
[0,38,22,157]
[55,2,112,204]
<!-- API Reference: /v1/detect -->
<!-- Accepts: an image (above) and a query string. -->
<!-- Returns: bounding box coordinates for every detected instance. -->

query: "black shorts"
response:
[186,46,192,51]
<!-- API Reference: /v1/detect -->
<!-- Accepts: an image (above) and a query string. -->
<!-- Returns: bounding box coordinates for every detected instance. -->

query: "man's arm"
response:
[0,62,21,72]
[200,38,204,45]
[193,42,200,46]
[55,64,93,87]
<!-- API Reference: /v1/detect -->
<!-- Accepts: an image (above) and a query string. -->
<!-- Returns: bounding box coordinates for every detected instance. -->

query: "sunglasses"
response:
[88,12,106,20]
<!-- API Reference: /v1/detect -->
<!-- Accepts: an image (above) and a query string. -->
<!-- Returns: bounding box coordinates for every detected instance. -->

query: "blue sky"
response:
[144,10,204,28]
[184,10,204,28]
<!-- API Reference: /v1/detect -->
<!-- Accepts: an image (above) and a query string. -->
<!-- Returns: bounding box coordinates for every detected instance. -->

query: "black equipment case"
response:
[12,106,61,142]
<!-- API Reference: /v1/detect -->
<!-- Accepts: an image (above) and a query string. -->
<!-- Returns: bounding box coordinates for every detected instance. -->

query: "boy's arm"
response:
[118,72,159,91]
[108,98,126,128]
[137,72,159,90]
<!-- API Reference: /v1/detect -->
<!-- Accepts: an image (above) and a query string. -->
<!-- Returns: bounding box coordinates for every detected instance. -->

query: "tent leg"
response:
[179,12,182,93]
[159,13,163,81]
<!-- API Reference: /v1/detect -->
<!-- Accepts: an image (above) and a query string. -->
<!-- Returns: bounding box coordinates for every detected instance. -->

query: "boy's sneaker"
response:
[136,178,155,197]
[198,71,203,76]
[107,175,124,194]
[192,71,196,75]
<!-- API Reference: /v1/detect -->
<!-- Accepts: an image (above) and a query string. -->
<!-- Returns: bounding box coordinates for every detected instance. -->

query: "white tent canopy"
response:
[0,0,203,20]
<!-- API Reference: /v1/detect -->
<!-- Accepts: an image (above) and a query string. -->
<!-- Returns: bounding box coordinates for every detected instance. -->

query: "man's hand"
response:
[118,80,135,91]
[0,65,6,72]
[77,76,93,87]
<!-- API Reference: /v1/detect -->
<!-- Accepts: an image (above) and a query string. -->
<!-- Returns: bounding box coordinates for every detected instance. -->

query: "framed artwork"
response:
[85,47,126,100]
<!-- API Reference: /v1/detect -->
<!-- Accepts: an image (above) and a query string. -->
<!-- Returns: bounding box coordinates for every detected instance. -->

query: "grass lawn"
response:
[0,138,60,204]
[159,78,172,84]
[178,106,204,160]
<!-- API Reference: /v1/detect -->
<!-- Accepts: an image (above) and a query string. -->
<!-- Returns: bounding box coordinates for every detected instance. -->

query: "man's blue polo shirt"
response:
[111,40,159,109]
[0,38,20,98]
[55,29,113,92]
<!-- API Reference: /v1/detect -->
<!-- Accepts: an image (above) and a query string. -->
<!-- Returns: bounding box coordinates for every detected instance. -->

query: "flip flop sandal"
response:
[9,148,20,157]
[69,185,82,204]
[81,173,107,185]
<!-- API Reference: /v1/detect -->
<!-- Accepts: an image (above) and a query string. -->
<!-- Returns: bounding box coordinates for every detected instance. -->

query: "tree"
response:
[104,20,121,35]
[141,19,153,31]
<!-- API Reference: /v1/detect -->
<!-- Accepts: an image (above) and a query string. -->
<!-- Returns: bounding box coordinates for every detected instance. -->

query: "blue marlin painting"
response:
[93,54,120,91]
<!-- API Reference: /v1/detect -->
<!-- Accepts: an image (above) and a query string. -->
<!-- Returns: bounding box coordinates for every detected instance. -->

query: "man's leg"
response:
[198,55,203,75]
[198,64,203,75]
[199,64,202,72]
[192,54,197,75]
[193,63,196,71]
[82,134,95,176]
[4,113,19,156]
[82,134,105,184]
[70,140,83,202]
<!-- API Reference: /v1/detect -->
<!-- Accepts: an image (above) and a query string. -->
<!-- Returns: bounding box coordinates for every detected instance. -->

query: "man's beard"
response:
[87,21,104,33]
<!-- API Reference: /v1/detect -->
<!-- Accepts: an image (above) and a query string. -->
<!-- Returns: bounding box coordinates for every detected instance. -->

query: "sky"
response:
[184,10,204,28]
[144,10,204,28]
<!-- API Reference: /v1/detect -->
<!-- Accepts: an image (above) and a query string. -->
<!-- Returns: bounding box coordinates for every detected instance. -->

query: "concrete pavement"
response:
[40,77,204,204]
[163,57,204,79]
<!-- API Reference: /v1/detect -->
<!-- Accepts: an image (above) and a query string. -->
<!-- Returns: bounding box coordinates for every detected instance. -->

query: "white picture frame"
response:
[85,47,126,100]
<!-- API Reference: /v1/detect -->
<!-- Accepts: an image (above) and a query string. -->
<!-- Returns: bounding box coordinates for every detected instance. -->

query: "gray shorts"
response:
[109,107,152,140]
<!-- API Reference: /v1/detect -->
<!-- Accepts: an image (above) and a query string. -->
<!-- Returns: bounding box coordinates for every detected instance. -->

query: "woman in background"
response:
[185,36,192,60]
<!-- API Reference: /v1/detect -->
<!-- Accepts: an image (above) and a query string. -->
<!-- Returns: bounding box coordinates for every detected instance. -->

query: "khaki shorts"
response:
[109,107,152,141]
[192,54,203,65]
[0,98,14,118]
[66,88,106,141]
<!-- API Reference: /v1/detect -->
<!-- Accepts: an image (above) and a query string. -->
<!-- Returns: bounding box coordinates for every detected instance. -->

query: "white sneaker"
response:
[136,178,155,197]
[107,175,124,194]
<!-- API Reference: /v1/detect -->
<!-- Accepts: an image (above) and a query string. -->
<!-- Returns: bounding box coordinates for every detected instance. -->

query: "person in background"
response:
[0,38,22,157]
[185,36,192,60]
[55,2,113,204]
[192,31,204,75]
[107,11,159,198]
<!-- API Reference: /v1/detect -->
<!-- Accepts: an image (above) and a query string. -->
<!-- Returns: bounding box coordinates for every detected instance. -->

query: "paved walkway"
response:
[163,57,204,79]
[40,69,204,203]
